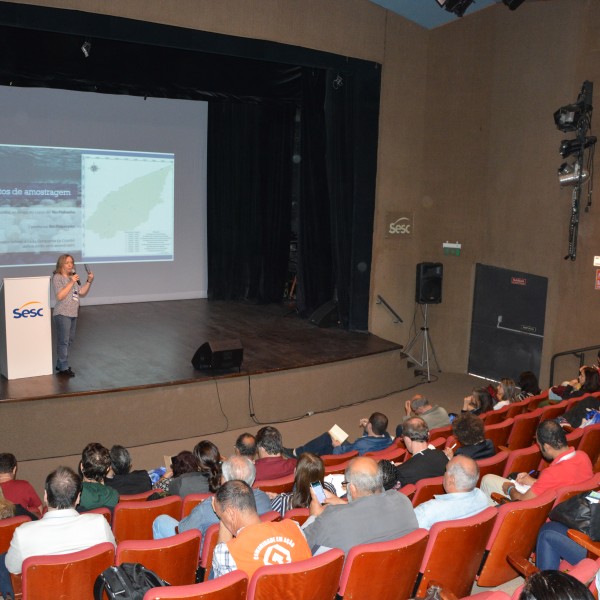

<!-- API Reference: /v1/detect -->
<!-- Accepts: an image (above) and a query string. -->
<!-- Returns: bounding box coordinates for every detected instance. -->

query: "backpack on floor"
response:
[93,563,169,600]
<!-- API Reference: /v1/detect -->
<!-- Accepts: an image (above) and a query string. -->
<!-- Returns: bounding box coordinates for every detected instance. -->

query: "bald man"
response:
[396,394,450,438]
[414,455,491,530]
[302,456,418,555]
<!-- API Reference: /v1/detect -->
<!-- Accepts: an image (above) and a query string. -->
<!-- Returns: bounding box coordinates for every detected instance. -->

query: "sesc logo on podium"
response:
[13,300,45,319]
[385,212,413,239]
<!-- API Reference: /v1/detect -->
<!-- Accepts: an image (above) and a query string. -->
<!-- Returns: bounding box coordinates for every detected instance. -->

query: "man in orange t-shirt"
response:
[211,480,311,579]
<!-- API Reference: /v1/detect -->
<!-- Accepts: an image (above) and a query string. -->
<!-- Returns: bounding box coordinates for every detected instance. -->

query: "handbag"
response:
[549,490,600,541]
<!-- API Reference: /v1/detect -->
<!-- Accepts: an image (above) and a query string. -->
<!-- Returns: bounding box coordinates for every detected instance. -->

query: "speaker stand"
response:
[403,304,441,382]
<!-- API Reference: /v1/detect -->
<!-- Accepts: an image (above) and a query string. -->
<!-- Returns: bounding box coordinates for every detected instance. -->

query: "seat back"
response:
[578,424,600,467]
[525,392,548,412]
[566,427,585,450]
[324,460,353,476]
[21,541,115,600]
[477,489,556,587]
[415,507,497,598]
[112,496,182,542]
[505,409,541,451]
[364,445,406,462]
[484,418,514,452]
[181,493,213,519]
[502,445,542,478]
[338,529,429,600]
[412,476,445,507]
[142,570,248,599]
[118,490,156,502]
[259,510,281,523]
[320,450,358,466]
[86,506,112,525]
[247,548,344,600]
[539,401,568,423]
[482,405,511,426]
[476,451,509,487]
[553,472,600,507]
[116,529,201,586]
[506,398,531,419]
[429,425,452,442]
[199,523,220,581]
[253,474,295,494]
[284,508,310,526]
[0,515,30,553]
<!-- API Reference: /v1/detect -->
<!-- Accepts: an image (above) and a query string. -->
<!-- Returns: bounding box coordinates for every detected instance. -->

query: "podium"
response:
[0,276,53,379]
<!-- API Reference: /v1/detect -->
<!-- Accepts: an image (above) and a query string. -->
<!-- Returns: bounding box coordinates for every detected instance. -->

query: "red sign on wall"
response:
[596,269,600,290]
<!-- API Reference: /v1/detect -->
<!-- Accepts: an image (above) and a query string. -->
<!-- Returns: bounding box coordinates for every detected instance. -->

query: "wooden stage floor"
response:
[0,299,401,402]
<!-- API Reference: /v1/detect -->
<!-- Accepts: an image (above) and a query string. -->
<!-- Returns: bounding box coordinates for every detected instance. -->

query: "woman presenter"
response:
[52,254,94,376]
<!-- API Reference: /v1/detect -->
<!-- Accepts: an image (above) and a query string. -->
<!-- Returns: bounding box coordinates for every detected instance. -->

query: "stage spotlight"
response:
[559,136,597,159]
[435,0,475,18]
[81,40,91,58]
[557,162,589,187]
[554,103,590,132]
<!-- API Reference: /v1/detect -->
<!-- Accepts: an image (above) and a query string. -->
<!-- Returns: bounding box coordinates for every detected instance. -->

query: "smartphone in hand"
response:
[310,481,327,504]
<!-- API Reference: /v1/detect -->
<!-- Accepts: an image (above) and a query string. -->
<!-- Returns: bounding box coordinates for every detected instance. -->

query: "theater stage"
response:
[0,300,410,464]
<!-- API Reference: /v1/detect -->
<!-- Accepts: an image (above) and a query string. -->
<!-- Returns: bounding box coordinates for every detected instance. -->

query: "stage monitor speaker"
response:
[415,262,443,304]
[191,339,243,371]
[309,300,339,328]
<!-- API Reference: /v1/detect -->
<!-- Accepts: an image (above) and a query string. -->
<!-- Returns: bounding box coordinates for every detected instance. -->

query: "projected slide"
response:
[0,144,174,267]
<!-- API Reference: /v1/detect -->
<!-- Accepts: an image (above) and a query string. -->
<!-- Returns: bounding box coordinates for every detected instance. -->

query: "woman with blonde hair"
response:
[52,254,94,376]
[494,378,518,410]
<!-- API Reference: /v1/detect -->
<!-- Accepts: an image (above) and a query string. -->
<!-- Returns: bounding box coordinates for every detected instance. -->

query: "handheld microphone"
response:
[72,270,81,285]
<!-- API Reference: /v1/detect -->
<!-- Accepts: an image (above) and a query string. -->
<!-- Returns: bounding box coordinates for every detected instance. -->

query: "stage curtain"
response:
[295,68,333,318]
[207,101,294,302]
[324,71,354,328]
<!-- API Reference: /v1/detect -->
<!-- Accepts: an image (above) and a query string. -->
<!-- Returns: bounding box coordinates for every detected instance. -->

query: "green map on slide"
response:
[86,165,172,238]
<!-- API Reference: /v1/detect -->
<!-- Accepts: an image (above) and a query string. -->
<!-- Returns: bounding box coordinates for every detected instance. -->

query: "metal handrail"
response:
[549,344,600,385]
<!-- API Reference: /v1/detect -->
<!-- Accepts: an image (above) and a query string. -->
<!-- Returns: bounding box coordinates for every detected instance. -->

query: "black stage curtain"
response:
[207,102,295,302]
[296,68,333,318]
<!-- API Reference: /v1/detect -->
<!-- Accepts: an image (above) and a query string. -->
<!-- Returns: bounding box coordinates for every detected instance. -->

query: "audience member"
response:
[462,387,494,416]
[494,378,518,410]
[379,459,399,491]
[254,426,296,480]
[79,443,119,511]
[519,570,594,600]
[551,366,600,403]
[153,456,271,548]
[414,456,490,529]
[396,394,450,438]
[291,412,393,457]
[153,450,197,495]
[0,487,15,520]
[105,445,152,495]
[303,456,418,554]
[444,413,495,460]
[561,392,600,428]
[535,518,588,572]
[167,441,222,497]
[0,453,43,518]
[481,420,593,501]
[211,480,311,579]
[4,466,115,576]
[270,452,336,517]
[234,433,256,459]
[517,371,541,400]
[394,417,448,487]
